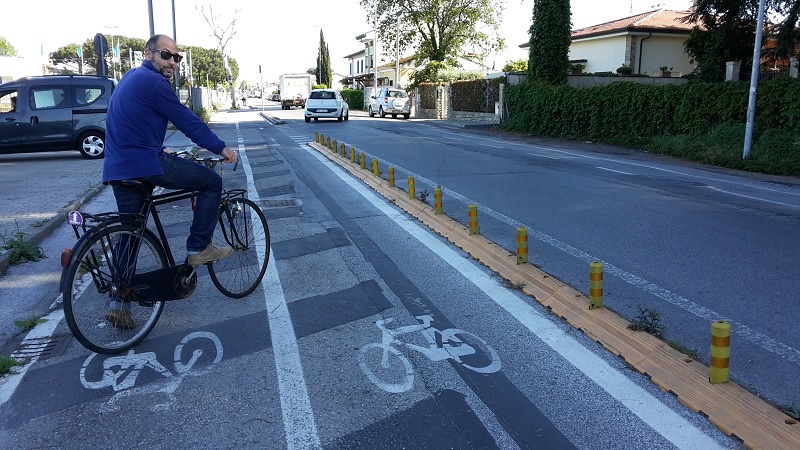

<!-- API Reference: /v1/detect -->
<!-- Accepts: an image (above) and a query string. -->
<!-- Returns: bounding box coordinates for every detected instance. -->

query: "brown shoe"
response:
[187,244,234,266]
[105,309,136,330]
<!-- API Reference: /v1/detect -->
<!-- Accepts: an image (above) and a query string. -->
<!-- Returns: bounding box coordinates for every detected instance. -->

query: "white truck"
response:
[278,73,315,110]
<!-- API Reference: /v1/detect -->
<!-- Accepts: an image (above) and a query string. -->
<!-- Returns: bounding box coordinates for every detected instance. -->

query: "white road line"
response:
[306,146,724,449]
[596,166,633,175]
[527,152,560,160]
[707,185,799,208]
[240,125,322,449]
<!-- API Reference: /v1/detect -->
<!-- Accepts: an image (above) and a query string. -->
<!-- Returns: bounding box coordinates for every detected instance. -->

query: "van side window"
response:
[0,92,17,113]
[76,86,103,106]
[30,86,69,110]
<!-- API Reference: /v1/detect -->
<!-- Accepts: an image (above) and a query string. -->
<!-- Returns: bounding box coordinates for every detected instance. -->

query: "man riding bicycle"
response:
[102,34,238,329]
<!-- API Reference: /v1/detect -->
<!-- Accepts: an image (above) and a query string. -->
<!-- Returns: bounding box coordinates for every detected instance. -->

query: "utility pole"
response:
[743,0,767,159]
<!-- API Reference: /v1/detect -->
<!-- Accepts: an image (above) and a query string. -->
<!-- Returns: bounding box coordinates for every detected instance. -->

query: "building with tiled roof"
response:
[522,9,699,76]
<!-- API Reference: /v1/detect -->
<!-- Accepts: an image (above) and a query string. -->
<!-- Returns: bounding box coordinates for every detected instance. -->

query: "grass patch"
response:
[14,316,47,332]
[417,189,429,204]
[0,355,21,376]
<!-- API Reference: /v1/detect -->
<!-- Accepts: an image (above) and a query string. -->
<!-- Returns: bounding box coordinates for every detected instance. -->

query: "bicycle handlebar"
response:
[173,149,238,172]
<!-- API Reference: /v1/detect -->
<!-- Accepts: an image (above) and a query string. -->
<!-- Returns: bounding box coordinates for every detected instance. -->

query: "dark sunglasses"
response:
[149,48,183,63]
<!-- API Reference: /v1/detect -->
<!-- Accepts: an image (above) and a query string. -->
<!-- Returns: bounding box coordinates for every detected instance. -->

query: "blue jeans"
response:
[111,151,222,253]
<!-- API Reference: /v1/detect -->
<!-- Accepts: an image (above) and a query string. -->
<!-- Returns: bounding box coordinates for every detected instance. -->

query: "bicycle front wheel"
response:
[63,223,167,354]
[209,197,270,298]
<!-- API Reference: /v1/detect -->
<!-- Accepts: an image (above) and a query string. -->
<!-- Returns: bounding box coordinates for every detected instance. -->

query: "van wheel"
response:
[368,106,374,117]
[78,131,105,159]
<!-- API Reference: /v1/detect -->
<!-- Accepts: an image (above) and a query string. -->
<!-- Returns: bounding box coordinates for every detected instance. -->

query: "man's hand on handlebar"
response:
[221,147,238,165]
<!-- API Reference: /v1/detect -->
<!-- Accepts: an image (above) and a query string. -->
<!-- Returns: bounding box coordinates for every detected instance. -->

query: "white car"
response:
[304,89,349,122]
[369,87,411,119]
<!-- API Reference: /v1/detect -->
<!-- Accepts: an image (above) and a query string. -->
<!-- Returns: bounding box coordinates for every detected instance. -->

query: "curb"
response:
[0,183,107,277]
[259,112,284,125]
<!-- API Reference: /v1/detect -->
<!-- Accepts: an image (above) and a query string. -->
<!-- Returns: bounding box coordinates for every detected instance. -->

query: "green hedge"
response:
[501,77,800,175]
[341,89,364,110]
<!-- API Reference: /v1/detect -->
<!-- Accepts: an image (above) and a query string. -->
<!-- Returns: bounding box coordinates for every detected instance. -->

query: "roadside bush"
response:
[341,89,364,110]
[501,77,800,175]
[193,107,211,123]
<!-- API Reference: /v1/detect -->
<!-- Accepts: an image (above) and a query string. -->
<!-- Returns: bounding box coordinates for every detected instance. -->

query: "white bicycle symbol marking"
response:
[80,331,223,392]
[358,315,501,393]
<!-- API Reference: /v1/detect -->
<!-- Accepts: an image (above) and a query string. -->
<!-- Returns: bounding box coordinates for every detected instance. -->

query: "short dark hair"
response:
[145,34,171,50]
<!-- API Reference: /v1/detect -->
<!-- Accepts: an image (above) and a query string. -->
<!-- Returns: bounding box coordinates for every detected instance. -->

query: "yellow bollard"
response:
[372,159,379,176]
[468,204,479,235]
[710,321,731,384]
[315,131,319,143]
[589,261,603,309]
[516,226,528,264]
[350,147,356,163]
[408,176,415,199]
[332,139,337,152]
[388,167,395,187]
[319,133,324,145]
[359,153,365,169]
[340,143,346,157]
[434,187,443,215]
[326,136,331,149]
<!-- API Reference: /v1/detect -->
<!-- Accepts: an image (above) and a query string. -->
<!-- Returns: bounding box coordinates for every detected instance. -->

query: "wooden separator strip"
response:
[308,142,800,448]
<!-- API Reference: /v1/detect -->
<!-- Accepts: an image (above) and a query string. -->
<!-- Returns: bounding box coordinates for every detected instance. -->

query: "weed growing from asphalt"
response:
[2,227,45,266]
[0,356,20,377]
[627,304,665,337]
[417,189,429,204]
[14,316,47,332]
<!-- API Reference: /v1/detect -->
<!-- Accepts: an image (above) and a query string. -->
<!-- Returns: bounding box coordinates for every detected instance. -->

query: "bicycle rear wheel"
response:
[62,223,167,354]
[209,197,270,298]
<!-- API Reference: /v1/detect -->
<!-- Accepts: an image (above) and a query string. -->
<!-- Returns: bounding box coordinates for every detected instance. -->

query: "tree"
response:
[527,0,571,85]
[316,29,333,88]
[198,3,240,108]
[684,0,758,81]
[0,37,17,56]
[359,0,504,66]
[503,59,528,73]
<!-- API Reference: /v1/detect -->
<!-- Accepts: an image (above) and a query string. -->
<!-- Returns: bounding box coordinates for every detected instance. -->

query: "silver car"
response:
[369,88,411,119]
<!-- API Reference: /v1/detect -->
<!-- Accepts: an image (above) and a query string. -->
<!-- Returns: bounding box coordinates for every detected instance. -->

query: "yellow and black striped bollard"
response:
[710,321,730,384]
[516,227,528,264]
[408,176,415,199]
[372,159,379,176]
[359,153,366,169]
[388,167,395,187]
[468,204,479,235]
[589,261,603,309]
[434,187,443,215]
[350,147,356,163]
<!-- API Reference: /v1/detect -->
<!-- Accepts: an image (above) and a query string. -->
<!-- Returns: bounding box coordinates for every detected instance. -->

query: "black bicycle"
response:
[59,152,270,354]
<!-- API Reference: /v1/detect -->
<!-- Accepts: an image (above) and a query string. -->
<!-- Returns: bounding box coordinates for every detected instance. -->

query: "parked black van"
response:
[0,75,115,159]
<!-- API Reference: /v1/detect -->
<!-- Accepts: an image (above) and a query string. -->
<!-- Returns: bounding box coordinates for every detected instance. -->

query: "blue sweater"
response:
[103,60,225,182]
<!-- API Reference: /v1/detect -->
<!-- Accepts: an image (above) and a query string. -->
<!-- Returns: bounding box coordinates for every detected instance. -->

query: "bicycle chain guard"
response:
[130,264,197,302]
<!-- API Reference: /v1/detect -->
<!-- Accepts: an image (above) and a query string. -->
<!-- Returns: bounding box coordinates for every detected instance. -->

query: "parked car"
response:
[369,87,411,119]
[304,89,349,123]
[0,75,115,159]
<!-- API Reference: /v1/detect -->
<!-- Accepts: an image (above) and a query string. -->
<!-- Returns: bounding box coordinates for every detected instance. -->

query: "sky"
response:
[3,0,693,85]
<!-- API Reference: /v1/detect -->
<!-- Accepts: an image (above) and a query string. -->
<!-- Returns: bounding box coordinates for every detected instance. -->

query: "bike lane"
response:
[0,113,738,448]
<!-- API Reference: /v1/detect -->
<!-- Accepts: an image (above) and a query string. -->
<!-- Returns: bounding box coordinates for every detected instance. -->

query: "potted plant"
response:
[659,66,673,77]
[616,65,633,76]
[570,63,585,75]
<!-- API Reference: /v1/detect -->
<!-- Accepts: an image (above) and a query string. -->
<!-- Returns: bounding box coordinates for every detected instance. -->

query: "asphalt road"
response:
[0,109,740,448]
[283,104,800,410]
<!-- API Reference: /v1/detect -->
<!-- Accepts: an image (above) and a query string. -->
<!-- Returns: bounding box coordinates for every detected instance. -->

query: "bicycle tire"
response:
[208,197,270,298]
[62,223,167,354]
